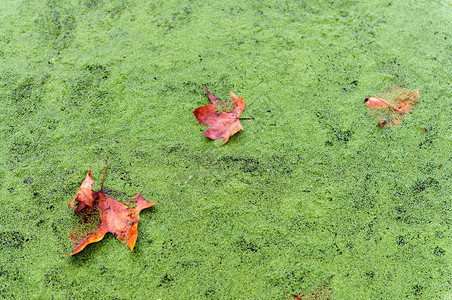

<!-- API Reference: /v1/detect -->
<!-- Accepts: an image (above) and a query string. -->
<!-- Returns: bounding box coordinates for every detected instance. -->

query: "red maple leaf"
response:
[68,165,155,255]
[193,86,252,145]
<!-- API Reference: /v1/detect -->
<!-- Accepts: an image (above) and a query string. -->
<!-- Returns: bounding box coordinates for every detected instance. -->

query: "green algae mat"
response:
[0,0,450,299]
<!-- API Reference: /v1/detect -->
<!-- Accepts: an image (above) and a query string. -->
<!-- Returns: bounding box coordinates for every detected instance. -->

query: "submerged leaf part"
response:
[364,87,420,127]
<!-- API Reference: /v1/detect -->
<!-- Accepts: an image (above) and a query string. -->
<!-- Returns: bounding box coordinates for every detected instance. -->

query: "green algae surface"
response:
[0,0,450,298]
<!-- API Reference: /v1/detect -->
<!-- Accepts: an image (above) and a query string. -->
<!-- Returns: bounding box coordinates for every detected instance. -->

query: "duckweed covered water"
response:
[0,0,450,298]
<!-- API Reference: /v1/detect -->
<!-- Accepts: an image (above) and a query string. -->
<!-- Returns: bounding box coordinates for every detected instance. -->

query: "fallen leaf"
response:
[364,87,420,127]
[364,96,396,109]
[193,86,249,145]
[68,167,96,214]
[68,166,155,255]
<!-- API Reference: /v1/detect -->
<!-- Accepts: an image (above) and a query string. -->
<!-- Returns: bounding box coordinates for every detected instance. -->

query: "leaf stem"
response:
[101,162,108,192]
[238,117,255,120]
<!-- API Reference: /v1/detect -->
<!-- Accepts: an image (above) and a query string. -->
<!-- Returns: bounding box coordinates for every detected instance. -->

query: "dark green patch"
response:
[234,236,261,253]
[419,131,438,149]
[332,128,353,143]
[433,246,445,258]
[0,231,28,250]
[36,0,77,50]
[154,6,192,30]
[157,273,174,287]
[412,284,424,296]
[412,177,439,194]
[9,75,49,116]
[217,156,260,173]
[102,187,126,198]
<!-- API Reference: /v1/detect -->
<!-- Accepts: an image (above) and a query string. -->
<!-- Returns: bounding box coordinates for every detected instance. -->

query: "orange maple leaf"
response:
[193,86,251,145]
[68,165,155,255]
[68,167,96,214]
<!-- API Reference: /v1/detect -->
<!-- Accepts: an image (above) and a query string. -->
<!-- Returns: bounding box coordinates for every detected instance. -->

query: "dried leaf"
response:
[68,166,155,255]
[68,167,97,214]
[364,87,420,127]
[193,86,247,146]
[364,96,396,109]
